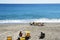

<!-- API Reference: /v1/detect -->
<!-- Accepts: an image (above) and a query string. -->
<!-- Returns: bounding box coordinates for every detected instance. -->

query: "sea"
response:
[0,4,60,23]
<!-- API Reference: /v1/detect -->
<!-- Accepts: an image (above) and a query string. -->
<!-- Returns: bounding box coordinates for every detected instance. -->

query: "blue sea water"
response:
[0,4,60,23]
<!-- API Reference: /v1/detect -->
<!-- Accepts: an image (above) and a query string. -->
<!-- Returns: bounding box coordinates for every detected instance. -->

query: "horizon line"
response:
[0,3,60,4]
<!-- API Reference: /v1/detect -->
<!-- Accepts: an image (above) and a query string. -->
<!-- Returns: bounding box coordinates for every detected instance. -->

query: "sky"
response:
[0,0,60,4]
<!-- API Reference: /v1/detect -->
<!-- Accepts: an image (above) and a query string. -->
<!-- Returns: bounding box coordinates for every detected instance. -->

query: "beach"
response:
[0,4,60,40]
[0,23,60,40]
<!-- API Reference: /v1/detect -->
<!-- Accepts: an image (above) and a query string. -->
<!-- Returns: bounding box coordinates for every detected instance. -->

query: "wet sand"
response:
[0,23,60,40]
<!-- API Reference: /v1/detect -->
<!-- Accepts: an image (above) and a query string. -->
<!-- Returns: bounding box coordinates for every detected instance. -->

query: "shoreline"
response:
[0,18,60,23]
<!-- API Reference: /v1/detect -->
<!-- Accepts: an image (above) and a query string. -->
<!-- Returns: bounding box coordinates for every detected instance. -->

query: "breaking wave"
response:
[0,18,60,23]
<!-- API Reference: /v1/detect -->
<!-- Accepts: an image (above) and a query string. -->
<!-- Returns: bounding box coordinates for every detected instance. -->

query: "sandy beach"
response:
[0,23,60,40]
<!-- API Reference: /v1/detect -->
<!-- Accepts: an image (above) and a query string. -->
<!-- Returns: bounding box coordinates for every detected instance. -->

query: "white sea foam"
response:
[0,18,60,23]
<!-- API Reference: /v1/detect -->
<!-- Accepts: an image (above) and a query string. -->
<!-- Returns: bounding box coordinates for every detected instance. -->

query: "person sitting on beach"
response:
[17,31,23,40]
[19,31,23,37]
[39,32,45,39]
[25,31,31,40]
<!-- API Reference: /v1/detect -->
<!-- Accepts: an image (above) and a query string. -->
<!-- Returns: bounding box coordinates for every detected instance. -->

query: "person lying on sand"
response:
[30,22,44,26]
